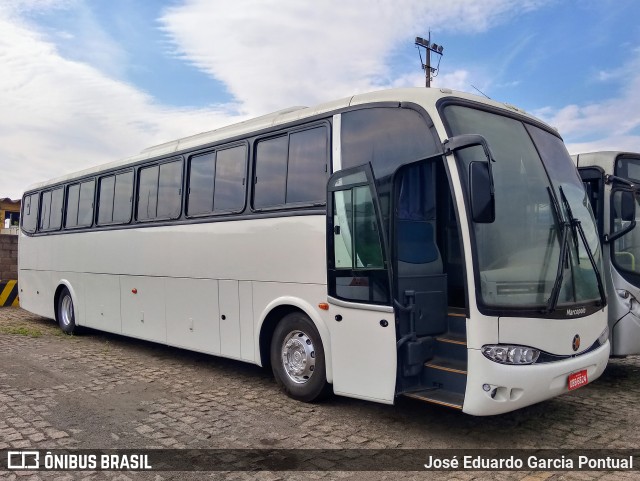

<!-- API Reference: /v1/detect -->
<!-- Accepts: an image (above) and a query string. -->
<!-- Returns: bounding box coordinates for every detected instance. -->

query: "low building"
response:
[1,198,21,235]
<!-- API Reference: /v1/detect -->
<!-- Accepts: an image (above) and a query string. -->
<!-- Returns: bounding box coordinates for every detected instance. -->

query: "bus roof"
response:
[573,151,640,172]
[25,87,548,193]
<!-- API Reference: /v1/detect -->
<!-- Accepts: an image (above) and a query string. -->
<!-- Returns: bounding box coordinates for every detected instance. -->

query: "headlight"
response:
[482,345,540,365]
[598,326,609,345]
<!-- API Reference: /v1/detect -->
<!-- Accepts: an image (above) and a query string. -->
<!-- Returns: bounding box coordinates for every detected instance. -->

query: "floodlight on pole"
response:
[415,31,444,87]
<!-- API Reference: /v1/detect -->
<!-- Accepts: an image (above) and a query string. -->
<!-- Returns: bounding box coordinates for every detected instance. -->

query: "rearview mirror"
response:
[621,190,635,222]
[444,134,496,224]
[608,189,638,243]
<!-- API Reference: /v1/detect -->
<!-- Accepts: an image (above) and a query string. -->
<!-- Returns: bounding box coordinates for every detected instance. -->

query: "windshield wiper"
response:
[558,186,607,307]
[545,187,570,313]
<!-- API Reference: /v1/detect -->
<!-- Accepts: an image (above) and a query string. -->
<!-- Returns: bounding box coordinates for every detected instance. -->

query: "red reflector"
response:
[132,288,138,294]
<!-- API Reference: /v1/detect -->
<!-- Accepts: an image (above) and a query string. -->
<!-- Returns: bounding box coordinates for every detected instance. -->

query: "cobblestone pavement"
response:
[0,307,639,481]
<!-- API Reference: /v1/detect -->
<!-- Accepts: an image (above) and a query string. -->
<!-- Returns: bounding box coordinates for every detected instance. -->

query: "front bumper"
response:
[462,340,610,415]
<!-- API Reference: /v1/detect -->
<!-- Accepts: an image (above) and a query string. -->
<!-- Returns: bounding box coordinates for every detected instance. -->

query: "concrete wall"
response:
[0,233,18,281]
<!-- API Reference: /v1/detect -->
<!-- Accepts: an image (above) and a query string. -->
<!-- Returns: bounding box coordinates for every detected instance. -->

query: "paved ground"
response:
[0,307,639,481]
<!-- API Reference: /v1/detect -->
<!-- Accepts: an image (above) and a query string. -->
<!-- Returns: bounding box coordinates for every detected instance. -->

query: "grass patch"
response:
[0,325,43,337]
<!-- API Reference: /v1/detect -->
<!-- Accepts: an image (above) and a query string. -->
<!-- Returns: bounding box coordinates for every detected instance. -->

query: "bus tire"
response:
[270,312,331,402]
[57,287,77,334]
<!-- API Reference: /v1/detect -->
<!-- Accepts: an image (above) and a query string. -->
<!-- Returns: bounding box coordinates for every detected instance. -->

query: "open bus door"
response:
[326,164,397,403]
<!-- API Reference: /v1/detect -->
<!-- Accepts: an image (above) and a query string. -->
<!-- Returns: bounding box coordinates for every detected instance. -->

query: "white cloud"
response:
[534,49,640,153]
[159,0,550,115]
[0,7,245,199]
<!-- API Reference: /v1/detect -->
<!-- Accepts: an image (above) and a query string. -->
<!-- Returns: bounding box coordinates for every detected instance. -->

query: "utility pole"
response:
[415,32,444,87]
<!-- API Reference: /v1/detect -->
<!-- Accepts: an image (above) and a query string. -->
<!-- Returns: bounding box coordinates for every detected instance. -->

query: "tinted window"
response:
[78,180,95,227]
[138,165,159,221]
[39,190,51,231]
[98,171,132,225]
[214,145,246,212]
[98,176,115,224]
[157,161,182,219]
[254,127,328,209]
[341,108,437,178]
[254,136,288,208]
[287,127,327,204]
[22,193,38,233]
[615,156,640,182]
[65,184,80,228]
[39,188,63,231]
[50,188,63,230]
[188,152,215,215]
[113,171,133,223]
[138,160,182,221]
[341,108,438,241]
[65,180,94,228]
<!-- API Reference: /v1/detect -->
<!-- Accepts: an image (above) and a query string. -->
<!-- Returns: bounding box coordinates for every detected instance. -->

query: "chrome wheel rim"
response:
[281,330,316,384]
[61,295,73,327]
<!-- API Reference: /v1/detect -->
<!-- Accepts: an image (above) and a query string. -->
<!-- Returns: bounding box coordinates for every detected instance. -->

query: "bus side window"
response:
[66,183,80,228]
[78,180,95,227]
[67,180,95,229]
[39,187,63,232]
[214,145,246,213]
[254,126,328,209]
[98,171,133,225]
[22,193,39,234]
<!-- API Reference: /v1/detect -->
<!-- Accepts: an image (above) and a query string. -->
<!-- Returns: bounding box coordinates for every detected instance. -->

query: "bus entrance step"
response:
[424,357,467,375]
[435,333,467,346]
[404,389,464,410]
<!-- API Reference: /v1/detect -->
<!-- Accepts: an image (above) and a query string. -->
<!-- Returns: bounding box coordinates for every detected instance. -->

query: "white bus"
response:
[575,151,640,355]
[19,88,610,415]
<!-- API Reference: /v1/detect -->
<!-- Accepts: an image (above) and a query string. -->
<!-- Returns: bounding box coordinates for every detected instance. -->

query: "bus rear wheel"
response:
[57,287,77,334]
[270,312,331,402]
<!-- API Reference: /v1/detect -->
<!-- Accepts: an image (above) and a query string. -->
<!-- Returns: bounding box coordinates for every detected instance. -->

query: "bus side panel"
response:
[239,281,255,362]
[17,269,54,319]
[165,277,221,355]
[83,273,122,333]
[613,312,640,355]
[328,304,396,404]
[219,279,241,359]
[120,276,166,343]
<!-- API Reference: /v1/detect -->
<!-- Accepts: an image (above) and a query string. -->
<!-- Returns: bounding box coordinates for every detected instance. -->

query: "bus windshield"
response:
[443,105,603,311]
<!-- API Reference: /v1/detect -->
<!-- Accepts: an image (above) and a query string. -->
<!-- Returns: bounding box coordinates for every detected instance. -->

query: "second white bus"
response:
[575,151,640,356]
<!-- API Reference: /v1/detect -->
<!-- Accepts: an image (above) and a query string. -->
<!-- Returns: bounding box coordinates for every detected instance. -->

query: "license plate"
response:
[568,369,588,390]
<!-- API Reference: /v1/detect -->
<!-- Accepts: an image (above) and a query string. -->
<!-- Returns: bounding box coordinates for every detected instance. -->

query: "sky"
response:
[1,0,640,199]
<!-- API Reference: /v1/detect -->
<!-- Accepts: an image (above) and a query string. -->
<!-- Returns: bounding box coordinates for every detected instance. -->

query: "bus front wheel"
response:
[270,312,331,402]
[57,287,77,334]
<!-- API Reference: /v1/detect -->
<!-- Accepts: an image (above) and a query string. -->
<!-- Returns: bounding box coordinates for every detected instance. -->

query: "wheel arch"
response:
[256,297,333,384]
[54,280,81,326]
